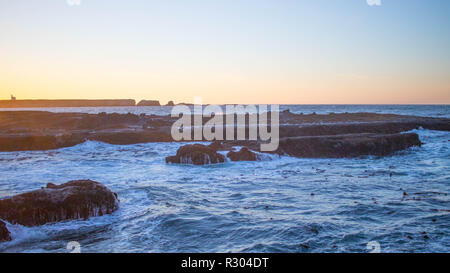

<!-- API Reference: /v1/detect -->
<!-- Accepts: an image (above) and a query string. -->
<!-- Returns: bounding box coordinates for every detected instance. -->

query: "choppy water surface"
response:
[0,127,449,253]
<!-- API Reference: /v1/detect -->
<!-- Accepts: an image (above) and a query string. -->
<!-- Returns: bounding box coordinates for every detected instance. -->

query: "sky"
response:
[0,0,449,104]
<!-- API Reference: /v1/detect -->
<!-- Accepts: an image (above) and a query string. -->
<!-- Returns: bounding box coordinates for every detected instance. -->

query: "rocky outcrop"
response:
[137,100,161,106]
[165,101,175,106]
[0,134,85,152]
[0,111,448,153]
[277,133,421,158]
[278,122,438,138]
[227,147,260,161]
[88,130,172,145]
[0,220,11,242]
[208,140,229,151]
[0,99,136,108]
[0,180,119,227]
[166,144,225,165]
[0,130,173,151]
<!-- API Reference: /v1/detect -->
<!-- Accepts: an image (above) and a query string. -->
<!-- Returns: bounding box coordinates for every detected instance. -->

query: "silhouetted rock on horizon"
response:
[0,99,136,108]
[166,144,225,165]
[0,220,11,242]
[277,133,421,158]
[227,147,260,161]
[137,100,161,106]
[165,101,175,106]
[0,180,119,227]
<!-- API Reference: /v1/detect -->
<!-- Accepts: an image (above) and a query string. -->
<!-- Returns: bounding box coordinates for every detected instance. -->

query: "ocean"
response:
[0,105,449,253]
[1,104,449,118]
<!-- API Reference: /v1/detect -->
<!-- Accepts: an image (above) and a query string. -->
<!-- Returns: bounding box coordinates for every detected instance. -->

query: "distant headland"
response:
[0,99,182,108]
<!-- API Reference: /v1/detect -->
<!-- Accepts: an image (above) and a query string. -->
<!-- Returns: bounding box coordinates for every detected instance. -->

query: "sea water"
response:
[0,105,449,253]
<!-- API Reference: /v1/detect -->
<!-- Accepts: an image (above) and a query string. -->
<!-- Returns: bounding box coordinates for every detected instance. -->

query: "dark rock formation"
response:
[227,147,260,161]
[0,180,119,227]
[166,144,225,165]
[0,220,11,242]
[88,130,173,145]
[0,111,448,153]
[0,134,85,152]
[277,133,421,158]
[0,99,135,108]
[165,101,175,106]
[0,130,173,151]
[208,140,229,151]
[137,100,161,106]
[279,122,432,138]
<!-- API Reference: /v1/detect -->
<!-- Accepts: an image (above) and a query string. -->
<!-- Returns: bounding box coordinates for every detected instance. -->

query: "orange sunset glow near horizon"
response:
[1,0,449,105]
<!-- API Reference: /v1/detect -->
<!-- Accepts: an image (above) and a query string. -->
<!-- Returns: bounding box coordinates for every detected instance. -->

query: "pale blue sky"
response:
[1,0,449,103]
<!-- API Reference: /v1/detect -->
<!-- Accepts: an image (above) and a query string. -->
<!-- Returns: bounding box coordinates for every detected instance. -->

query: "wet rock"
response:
[227,147,260,161]
[0,220,11,242]
[0,130,174,151]
[0,180,119,227]
[277,133,421,158]
[88,130,172,144]
[165,144,225,165]
[0,134,85,152]
[0,111,448,152]
[77,112,140,130]
[208,140,226,151]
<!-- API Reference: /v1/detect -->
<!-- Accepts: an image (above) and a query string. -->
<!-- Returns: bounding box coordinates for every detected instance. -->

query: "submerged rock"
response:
[0,220,11,242]
[166,144,225,165]
[0,180,119,227]
[227,147,260,161]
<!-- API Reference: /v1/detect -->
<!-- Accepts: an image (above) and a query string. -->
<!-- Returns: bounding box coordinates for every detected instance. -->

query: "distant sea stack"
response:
[137,100,161,106]
[0,99,136,108]
[165,101,175,106]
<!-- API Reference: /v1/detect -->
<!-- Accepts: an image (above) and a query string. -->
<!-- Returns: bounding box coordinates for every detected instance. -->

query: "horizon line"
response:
[0,98,449,106]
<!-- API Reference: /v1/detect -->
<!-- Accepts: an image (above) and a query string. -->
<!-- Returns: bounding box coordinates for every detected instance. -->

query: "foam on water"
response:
[0,128,449,252]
